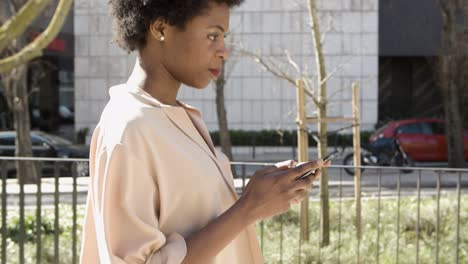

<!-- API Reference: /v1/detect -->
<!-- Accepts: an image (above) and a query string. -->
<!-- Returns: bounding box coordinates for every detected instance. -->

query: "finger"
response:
[256,160,292,175]
[257,160,297,176]
[291,189,309,204]
[254,165,278,176]
[290,169,321,189]
[312,168,322,180]
[286,159,323,181]
[290,174,315,190]
[275,160,298,169]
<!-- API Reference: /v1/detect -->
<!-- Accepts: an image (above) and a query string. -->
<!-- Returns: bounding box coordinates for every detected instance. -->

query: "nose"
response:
[217,43,229,61]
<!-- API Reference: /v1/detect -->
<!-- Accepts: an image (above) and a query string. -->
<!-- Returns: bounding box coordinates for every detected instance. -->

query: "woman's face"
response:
[148,2,230,89]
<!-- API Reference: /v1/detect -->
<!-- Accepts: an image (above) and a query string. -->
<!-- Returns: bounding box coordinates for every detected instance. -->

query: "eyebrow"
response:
[207,25,227,33]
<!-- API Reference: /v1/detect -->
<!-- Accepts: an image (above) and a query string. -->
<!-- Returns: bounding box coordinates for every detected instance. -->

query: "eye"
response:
[208,33,219,41]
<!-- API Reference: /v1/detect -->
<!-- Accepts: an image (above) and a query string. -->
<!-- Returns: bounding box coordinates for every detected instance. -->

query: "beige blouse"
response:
[79,76,264,263]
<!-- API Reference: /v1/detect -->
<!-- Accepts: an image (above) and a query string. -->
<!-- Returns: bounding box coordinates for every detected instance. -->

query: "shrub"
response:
[210,130,374,147]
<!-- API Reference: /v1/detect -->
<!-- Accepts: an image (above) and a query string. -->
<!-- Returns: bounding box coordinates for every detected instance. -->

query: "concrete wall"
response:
[74,0,378,143]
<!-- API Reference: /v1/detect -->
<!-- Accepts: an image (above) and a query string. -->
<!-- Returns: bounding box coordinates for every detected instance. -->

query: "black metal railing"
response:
[0,157,466,263]
[230,162,467,264]
[0,157,87,264]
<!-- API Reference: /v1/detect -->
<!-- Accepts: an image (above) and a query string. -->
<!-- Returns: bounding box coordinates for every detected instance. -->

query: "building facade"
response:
[378,0,468,126]
[74,0,379,143]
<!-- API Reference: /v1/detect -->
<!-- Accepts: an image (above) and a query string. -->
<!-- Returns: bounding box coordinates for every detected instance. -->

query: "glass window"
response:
[0,136,14,145]
[420,123,433,135]
[32,136,45,146]
[37,133,72,145]
[430,122,445,134]
[396,123,421,134]
[375,124,388,135]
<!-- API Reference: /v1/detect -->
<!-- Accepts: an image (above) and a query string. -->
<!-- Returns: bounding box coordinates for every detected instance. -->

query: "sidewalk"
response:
[0,146,340,206]
[2,146,467,207]
[0,174,355,206]
[1,177,89,207]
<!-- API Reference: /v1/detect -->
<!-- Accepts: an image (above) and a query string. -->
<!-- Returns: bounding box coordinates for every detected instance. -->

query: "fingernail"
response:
[290,160,297,168]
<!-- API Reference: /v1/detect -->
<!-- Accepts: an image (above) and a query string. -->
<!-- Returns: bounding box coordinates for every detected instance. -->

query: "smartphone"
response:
[294,151,340,181]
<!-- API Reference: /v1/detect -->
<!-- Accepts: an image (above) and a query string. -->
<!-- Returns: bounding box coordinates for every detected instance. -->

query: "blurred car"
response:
[0,131,89,177]
[369,119,468,162]
[58,105,75,124]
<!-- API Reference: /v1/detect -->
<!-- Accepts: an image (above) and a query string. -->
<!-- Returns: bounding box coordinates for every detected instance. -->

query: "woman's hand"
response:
[181,159,329,263]
[239,159,329,224]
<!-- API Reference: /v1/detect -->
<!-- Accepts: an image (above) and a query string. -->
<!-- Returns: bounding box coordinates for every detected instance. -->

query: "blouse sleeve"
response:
[91,143,187,264]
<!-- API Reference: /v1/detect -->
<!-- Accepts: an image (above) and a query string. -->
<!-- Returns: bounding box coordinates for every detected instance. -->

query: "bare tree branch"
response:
[224,58,238,81]
[327,86,348,101]
[238,48,297,86]
[320,13,333,45]
[0,0,52,53]
[237,47,322,106]
[224,38,241,81]
[302,76,320,106]
[9,0,23,13]
[284,49,301,74]
[320,56,354,86]
[0,0,72,73]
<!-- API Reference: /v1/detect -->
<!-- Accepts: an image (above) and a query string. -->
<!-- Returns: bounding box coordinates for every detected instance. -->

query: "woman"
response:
[80,0,329,263]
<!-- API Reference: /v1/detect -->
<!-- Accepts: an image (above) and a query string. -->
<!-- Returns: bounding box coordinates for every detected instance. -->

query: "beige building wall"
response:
[74,0,378,143]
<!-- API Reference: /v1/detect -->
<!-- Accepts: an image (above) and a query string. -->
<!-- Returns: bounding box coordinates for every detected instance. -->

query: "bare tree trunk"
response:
[308,0,330,246]
[0,0,72,183]
[215,62,234,161]
[2,64,38,184]
[1,0,38,184]
[437,0,466,168]
[440,57,465,167]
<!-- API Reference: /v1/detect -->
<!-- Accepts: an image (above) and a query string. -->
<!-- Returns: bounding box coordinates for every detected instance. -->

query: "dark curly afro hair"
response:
[109,0,244,52]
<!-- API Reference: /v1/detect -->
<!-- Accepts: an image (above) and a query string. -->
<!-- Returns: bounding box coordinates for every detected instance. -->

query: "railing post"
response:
[36,161,42,264]
[54,162,60,264]
[19,165,25,264]
[455,172,461,264]
[1,161,7,264]
[72,163,78,264]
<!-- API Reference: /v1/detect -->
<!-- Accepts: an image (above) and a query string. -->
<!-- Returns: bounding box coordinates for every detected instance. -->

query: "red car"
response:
[369,119,468,162]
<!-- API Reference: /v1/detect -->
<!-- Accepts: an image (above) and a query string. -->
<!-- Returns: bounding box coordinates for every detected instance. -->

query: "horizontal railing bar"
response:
[0,156,88,162]
[1,157,467,173]
[232,162,468,173]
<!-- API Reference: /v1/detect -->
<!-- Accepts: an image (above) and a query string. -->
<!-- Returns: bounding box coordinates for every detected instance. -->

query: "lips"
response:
[209,69,220,77]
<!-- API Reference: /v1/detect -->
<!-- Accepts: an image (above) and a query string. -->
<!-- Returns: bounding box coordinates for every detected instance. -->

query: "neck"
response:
[129,55,181,106]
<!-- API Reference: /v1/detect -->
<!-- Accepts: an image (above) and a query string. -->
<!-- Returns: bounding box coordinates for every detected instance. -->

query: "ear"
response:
[149,18,166,42]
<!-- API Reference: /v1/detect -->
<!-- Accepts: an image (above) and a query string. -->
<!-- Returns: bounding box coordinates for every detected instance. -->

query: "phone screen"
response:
[294,151,339,181]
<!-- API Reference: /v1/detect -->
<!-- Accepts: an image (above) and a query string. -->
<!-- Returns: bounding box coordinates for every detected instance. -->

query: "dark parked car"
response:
[369,119,468,162]
[0,131,89,177]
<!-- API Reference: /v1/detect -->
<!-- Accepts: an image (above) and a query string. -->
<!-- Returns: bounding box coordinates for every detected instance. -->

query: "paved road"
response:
[230,146,468,188]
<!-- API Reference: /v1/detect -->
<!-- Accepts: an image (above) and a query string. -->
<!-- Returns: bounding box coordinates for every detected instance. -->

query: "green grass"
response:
[257,195,468,264]
[2,205,85,264]
[0,195,467,263]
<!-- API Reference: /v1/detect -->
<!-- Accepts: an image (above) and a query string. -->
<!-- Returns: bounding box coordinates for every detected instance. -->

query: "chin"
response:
[186,79,211,89]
